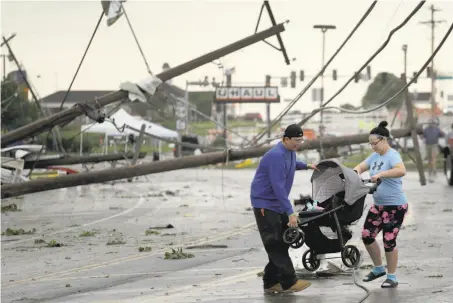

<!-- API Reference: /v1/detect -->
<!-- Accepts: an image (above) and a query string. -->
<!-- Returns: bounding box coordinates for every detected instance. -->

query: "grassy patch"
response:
[79,231,96,237]
[1,227,36,236]
[164,248,194,260]
[138,246,152,252]
[1,204,21,212]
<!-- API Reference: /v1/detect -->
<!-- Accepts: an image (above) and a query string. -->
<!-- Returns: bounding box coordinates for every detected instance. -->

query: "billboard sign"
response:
[214,86,280,103]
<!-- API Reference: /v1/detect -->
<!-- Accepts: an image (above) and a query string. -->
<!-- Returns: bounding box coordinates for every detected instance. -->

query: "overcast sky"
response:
[2,0,453,119]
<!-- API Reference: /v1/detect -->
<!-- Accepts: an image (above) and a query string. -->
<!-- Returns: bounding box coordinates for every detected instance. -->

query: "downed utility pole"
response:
[23,152,147,169]
[1,23,286,147]
[1,126,421,199]
[124,125,224,152]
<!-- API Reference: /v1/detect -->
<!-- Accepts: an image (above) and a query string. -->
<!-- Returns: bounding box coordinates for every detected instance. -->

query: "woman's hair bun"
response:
[378,121,388,128]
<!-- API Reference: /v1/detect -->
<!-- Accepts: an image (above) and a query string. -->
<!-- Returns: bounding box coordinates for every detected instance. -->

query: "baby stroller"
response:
[283,159,380,271]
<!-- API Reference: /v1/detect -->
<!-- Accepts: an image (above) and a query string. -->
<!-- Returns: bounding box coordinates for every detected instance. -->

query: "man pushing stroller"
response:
[250,124,317,293]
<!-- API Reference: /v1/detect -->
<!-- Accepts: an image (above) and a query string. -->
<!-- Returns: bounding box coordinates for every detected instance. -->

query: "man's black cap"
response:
[284,124,304,138]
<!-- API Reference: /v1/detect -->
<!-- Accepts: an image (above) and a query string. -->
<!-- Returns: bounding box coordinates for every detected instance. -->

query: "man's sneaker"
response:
[264,283,283,293]
[284,280,311,292]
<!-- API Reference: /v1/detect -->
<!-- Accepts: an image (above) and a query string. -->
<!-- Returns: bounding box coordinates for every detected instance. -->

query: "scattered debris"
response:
[359,264,374,270]
[34,239,46,244]
[79,231,96,237]
[1,204,21,212]
[427,274,443,278]
[47,240,62,247]
[164,248,194,260]
[106,239,126,245]
[138,246,152,252]
[186,244,228,250]
[179,204,189,208]
[65,284,71,287]
[162,190,178,196]
[146,230,159,235]
[149,224,174,230]
[432,290,444,293]
[257,271,264,277]
[1,228,36,236]
[442,209,452,212]
[161,233,177,237]
[245,207,253,211]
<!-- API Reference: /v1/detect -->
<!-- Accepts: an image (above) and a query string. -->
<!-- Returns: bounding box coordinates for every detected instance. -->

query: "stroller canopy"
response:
[310,159,370,206]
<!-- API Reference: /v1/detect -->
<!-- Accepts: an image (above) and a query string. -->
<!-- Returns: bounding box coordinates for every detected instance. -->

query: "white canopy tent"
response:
[79,108,179,155]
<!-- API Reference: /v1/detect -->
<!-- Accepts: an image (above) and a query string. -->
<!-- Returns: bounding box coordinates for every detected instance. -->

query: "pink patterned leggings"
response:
[361,204,408,252]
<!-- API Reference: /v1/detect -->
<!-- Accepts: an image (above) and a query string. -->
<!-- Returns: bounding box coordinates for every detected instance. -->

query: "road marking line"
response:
[2,222,256,288]
[3,184,146,247]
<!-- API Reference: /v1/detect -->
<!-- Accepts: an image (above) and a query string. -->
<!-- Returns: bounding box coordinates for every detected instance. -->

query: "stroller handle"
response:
[362,178,382,194]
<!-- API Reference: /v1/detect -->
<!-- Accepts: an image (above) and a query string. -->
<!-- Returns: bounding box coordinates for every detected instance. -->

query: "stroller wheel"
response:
[302,249,320,272]
[283,227,302,245]
[289,230,305,249]
[341,245,361,268]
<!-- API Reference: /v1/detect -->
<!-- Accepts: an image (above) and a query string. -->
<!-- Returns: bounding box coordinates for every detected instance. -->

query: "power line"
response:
[295,1,426,129]
[307,22,453,116]
[59,10,104,110]
[26,10,104,176]
[248,0,379,146]
[120,2,153,75]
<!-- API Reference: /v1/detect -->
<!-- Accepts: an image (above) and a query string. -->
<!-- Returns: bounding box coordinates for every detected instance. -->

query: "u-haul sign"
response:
[215,86,280,103]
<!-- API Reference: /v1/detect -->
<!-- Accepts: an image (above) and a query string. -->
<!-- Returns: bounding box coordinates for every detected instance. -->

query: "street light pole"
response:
[402,44,407,77]
[313,24,336,138]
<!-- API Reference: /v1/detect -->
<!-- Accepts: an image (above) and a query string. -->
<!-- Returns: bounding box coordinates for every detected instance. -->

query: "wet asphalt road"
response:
[1,168,452,303]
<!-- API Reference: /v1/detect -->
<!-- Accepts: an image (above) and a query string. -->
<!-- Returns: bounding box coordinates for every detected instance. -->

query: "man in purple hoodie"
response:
[250,124,317,293]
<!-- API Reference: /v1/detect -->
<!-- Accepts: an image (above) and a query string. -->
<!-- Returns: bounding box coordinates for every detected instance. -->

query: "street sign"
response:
[176,119,186,131]
[214,86,280,103]
[175,98,187,131]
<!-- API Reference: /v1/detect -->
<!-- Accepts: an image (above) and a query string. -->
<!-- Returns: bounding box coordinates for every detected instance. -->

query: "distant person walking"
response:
[250,124,317,293]
[354,121,408,288]
[422,119,445,182]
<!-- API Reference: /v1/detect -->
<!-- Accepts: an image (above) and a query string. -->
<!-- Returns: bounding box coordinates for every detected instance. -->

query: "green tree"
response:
[1,80,40,131]
[361,72,405,109]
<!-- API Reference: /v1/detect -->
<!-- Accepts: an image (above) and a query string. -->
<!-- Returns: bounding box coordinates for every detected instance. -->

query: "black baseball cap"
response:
[284,124,304,138]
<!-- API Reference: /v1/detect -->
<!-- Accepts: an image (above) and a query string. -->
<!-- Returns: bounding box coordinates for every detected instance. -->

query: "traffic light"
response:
[413,71,418,83]
[333,69,337,81]
[281,77,288,87]
[265,75,271,87]
[354,72,360,83]
[299,70,304,81]
[290,71,296,88]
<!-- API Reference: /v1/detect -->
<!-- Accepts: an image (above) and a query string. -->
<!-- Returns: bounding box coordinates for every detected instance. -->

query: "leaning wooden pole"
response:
[1,127,421,199]
[1,23,286,147]
[23,152,147,169]
[402,76,427,185]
